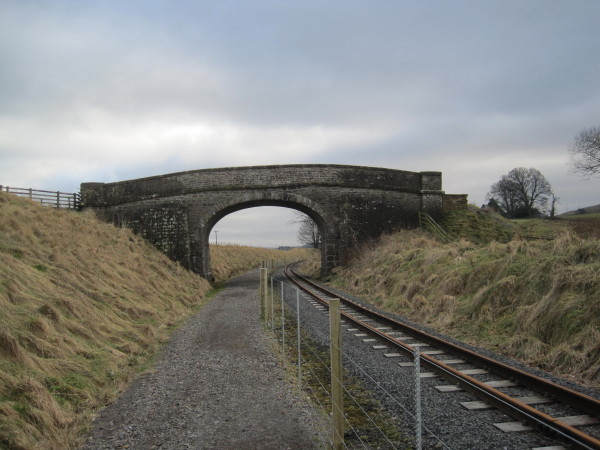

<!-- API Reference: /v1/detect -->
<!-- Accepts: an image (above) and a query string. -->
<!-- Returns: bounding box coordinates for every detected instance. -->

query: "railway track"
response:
[283,263,600,450]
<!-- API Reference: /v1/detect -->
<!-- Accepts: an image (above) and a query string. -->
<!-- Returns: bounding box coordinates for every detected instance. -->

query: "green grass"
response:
[438,207,515,243]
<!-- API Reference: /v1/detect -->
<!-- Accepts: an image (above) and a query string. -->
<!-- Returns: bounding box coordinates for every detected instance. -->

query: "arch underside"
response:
[205,199,326,236]
[195,193,333,280]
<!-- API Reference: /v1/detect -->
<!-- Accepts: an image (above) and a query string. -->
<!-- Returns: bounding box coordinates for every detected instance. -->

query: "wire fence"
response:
[260,273,454,449]
[0,185,81,209]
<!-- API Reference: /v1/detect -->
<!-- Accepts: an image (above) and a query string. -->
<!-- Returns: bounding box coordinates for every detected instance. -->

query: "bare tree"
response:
[489,174,519,217]
[290,211,321,248]
[488,167,553,218]
[570,125,600,177]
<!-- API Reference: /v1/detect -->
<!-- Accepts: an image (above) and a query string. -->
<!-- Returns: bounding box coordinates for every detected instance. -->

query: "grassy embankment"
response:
[210,244,312,282]
[0,192,314,449]
[306,207,600,389]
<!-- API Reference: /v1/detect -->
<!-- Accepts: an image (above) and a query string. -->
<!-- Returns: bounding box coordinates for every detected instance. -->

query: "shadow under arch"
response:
[194,192,334,281]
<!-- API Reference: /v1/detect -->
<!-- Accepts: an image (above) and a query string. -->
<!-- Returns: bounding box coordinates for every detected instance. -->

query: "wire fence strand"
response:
[273,277,454,450]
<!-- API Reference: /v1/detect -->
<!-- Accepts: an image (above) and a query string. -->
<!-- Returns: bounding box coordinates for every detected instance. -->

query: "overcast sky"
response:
[1,1,599,247]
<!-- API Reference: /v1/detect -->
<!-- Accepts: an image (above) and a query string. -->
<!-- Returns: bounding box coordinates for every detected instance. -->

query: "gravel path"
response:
[83,269,325,449]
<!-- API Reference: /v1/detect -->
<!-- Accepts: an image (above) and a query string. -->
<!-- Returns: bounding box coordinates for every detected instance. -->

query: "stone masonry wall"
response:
[81,165,462,279]
[443,194,469,211]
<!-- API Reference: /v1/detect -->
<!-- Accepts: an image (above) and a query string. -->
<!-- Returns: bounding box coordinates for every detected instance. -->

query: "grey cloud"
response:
[4,0,598,128]
[1,0,600,243]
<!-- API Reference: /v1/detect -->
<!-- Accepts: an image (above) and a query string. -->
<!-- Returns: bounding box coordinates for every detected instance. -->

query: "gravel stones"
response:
[83,270,324,449]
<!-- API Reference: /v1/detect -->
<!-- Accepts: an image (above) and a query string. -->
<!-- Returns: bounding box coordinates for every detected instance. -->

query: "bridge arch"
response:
[81,164,464,280]
[196,192,332,279]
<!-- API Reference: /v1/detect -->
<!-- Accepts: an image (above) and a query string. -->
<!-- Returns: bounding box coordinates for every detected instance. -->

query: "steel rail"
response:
[284,263,600,450]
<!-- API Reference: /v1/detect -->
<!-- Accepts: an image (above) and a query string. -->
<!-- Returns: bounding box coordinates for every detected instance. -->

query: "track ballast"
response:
[283,262,600,449]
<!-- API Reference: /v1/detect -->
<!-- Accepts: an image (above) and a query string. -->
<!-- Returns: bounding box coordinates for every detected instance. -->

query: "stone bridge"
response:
[80,164,466,279]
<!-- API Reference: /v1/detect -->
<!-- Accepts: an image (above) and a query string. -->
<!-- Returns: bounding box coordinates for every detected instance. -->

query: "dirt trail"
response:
[83,270,324,449]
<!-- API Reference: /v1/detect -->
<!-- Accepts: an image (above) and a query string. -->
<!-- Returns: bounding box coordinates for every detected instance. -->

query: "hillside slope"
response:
[0,193,213,448]
[210,244,316,283]
[0,193,315,449]
[560,203,600,216]
[326,212,600,389]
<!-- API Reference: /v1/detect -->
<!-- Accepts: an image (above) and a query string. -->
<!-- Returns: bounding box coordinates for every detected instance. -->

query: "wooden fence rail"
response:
[0,186,81,210]
[418,211,450,242]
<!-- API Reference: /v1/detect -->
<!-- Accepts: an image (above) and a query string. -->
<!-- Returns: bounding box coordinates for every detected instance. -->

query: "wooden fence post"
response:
[263,269,269,322]
[270,277,275,333]
[329,298,344,449]
[280,281,285,361]
[260,268,267,320]
[296,288,301,388]
[415,346,422,450]
[259,267,264,317]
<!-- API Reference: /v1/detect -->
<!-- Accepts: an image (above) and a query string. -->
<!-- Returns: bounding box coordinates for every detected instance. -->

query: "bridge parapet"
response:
[81,165,441,206]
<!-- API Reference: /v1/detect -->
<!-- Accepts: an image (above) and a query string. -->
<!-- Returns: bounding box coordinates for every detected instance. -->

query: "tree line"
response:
[487,124,599,218]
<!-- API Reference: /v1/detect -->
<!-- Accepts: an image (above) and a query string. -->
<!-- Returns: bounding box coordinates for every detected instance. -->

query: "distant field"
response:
[438,206,600,242]
[504,214,600,240]
[559,203,600,218]
[560,216,600,238]
[564,212,600,220]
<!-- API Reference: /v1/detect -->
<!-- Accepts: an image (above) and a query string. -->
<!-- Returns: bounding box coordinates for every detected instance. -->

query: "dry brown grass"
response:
[327,228,600,389]
[0,192,313,449]
[210,245,317,283]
